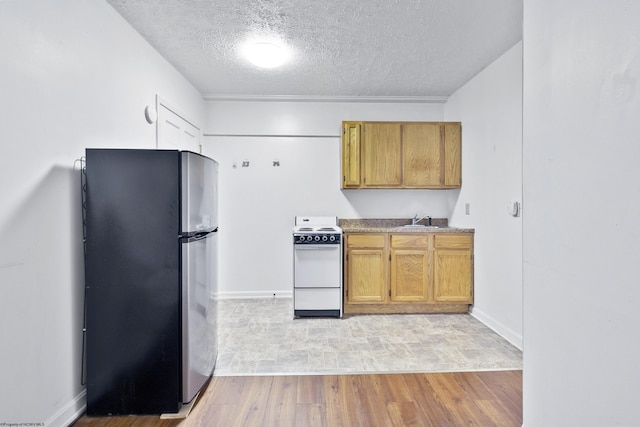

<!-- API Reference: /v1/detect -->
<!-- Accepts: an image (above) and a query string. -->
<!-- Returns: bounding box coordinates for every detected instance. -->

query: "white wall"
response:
[0,1,204,425]
[445,42,523,348]
[202,101,452,298]
[523,1,640,425]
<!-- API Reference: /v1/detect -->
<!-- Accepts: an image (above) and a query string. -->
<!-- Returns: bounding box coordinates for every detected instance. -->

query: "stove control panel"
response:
[293,233,342,244]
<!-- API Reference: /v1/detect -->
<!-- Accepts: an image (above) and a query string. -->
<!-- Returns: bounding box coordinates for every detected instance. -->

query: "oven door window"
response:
[294,244,341,288]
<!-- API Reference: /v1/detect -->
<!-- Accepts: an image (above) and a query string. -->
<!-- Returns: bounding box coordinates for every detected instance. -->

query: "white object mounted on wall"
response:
[144,105,157,124]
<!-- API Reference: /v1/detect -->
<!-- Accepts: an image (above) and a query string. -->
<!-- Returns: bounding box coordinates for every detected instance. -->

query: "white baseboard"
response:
[216,290,293,300]
[46,389,86,427]
[471,308,523,351]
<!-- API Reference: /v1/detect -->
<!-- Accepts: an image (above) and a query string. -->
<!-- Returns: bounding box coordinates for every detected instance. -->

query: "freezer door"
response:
[181,232,218,403]
[181,152,218,233]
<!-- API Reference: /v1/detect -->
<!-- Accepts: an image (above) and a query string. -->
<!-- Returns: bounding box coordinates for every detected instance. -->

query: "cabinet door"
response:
[346,249,386,303]
[342,122,361,188]
[362,123,402,187]
[390,249,429,302]
[402,123,441,187]
[443,123,462,187]
[434,234,472,302]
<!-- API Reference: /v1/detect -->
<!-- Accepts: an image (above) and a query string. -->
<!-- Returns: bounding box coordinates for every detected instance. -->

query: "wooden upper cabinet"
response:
[342,122,361,188]
[340,121,461,189]
[362,123,402,187]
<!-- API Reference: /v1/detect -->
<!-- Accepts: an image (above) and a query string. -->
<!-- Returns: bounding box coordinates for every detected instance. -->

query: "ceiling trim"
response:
[201,94,448,103]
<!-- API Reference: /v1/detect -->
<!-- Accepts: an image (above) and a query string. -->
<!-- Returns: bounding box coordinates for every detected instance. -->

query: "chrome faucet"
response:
[412,214,432,226]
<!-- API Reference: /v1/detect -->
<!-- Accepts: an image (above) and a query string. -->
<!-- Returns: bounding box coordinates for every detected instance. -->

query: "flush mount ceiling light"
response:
[243,41,290,69]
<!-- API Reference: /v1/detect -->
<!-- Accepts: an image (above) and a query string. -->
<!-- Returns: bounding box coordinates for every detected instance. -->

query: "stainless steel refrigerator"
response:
[84,149,218,416]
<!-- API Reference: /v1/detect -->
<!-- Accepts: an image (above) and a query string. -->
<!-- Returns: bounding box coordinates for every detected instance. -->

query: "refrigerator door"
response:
[85,149,182,415]
[181,231,218,403]
[181,152,218,234]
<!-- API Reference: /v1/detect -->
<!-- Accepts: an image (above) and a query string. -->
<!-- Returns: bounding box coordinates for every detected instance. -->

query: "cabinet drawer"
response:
[434,234,472,249]
[294,288,341,310]
[346,234,386,248]
[391,234,430,248]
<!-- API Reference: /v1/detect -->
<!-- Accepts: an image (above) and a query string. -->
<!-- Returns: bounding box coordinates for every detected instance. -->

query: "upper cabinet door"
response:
[443,123,462,187]
[402,123,442,187]
[362,123,402,187]
[342,122,361,188]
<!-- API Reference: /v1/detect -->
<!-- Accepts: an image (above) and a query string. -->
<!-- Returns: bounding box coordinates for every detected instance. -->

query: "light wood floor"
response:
[73,370,522,427]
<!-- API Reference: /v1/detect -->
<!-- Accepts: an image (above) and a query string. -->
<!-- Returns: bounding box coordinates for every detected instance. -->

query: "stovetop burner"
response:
[293,216,342,244]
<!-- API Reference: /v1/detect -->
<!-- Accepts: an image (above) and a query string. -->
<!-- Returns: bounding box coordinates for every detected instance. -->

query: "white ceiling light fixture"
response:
[243,41,290,69]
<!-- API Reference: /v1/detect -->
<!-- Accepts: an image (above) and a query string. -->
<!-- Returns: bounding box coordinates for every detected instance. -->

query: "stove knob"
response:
[329,235,336,242]
[322,235,328,241]
[305,236,311,242]
[314,235,320,241]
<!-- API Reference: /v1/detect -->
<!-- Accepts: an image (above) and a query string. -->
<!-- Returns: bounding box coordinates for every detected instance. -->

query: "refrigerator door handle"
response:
[193,232,210,241]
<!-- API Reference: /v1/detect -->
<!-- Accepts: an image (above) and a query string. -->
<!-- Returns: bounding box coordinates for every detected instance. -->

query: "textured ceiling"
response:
[106,0,522,98]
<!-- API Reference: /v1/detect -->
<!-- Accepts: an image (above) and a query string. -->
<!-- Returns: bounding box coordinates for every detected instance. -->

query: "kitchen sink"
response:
[402,224,440,228]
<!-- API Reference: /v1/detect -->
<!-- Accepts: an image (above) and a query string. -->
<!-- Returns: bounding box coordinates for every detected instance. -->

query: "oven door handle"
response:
[294,244,340,250]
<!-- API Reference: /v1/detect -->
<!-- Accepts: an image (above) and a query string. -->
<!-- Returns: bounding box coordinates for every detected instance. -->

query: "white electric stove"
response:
[292,216,342,318]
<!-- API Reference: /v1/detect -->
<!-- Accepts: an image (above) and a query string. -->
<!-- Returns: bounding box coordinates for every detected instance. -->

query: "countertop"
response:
[338,218,474,233]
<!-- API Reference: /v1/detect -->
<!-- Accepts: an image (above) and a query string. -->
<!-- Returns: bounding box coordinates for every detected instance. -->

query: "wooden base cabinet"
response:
[434,234,473,303]
[344,234,387,303]
[344,232,473,315]
[390,234,430,302]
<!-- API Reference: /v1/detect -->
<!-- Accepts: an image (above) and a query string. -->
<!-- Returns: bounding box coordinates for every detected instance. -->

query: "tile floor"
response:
[214,298,522,376]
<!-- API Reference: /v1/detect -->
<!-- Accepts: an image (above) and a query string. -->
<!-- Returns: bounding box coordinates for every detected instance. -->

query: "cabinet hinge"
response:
[346,253,348,261]
[343,175,346,182]
[389,289,391,297]
[343,127,346,135]
[389,254,391,261]
[346,289,349,297]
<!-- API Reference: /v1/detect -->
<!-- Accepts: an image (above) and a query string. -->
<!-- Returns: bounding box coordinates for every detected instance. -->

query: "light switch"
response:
[465,203,471,215]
